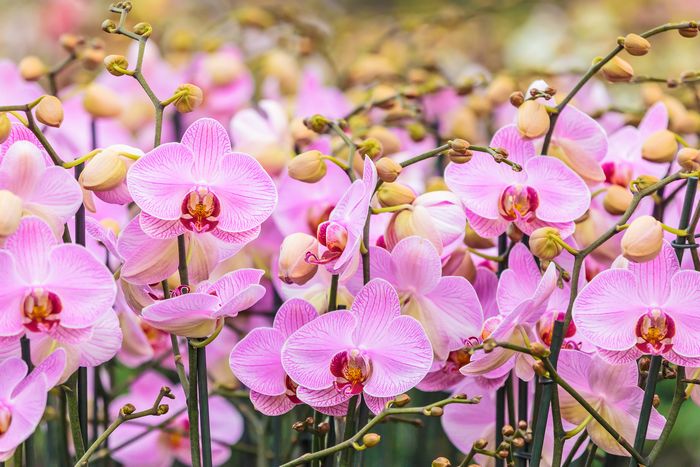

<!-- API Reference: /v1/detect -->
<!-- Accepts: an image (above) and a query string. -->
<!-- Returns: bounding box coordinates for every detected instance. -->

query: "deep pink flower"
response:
[445,125,590,238]
[141,269,266,338]
[0,217,116,339]
[573,241,700,366]
[109,371,243,466]
[306,156,377,279]
[557,349,665,456]
[0,349,66,461]
[281,279,433,414]
[127,118,277,244]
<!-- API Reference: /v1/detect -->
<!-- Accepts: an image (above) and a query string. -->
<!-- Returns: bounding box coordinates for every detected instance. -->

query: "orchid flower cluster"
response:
[4,1,700,466]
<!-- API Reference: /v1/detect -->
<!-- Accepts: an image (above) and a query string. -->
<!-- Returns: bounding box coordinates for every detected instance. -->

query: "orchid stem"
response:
[187,343,202,467]
[197,346,213,467]
[65,373,86,460]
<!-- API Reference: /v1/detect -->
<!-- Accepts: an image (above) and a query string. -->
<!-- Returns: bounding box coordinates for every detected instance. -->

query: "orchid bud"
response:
[0,113,10,144]
[407,122,427,142]
[428,407,443,417]
[385,207,438,251]
[203,53,245,86]
[631,175,660,192]
[377,182,416,207]
[464,223,495,249]
[288,150,327,183]
[173,84,204,113]
[357,137,383,159]
[304,115,331,134]
[529,227,563,261]
[0,190,22,237]
[104,55,130,76]
[621,215,663,263]
[445,106,477,142]
[600,56,634,82]
[486,75,516,105]
[120,403,136,416]
[641,130,678,163]
[474,439,488,449]
[623,33,651,56]
[290,118,317,147]
[507,223,524,243]
[448,149,473,164]
[603,185,633,215]
[516,100,550,138]
[362,433,381,448]
[432,457,451,467]
[532,360,547,377]
[509,91,525,107]
[19,56,47,81]
[393,394,411,407]
[529,342,550,358]
[366,126,401,155]
[502,425,515,437]
[133,22,153,38]
[677,147,700,171]
[81,149,128,192]
[82,46,105,71]
[35,96,64,128]
[59,34,84,53]
[375,158,402,183]
[679,26,699,38]
[83,83,124,118]
[278,233,319,286]
[442,248,476,283]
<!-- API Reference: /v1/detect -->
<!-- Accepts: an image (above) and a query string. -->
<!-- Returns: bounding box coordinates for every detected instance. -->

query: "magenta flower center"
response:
[165,418,190,448]
[601,161,633,187]
[499,185,539,221]
[285,375,302,404]
[306,220,348,265]
[635,309,675,354]
[22,288,62,333]
[330,349,371,395]
[538,311,577,348]
[180,187,221,233]
[0,404,11,435]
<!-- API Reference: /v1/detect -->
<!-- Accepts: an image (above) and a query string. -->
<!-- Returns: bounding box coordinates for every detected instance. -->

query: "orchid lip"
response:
[180,187,221,233]
[285,375,302,404]
[22,288,62,333]
[330,349,372,395]
[0,404,11,435]
[498,184,539,222]
[635,309,675,354]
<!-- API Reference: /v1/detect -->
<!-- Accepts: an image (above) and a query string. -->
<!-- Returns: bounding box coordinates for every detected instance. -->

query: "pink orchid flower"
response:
[0,349,66,461]
[0,129,82,236]
[365,236,483,363]
[306,156,377,279]
[110,371,243,467]
[462,244,557,380]
[127,117,277,245]
[556,349,665,456]
[0,60,43,107]
[294,68,351,119]
[141,269,266,338]
[445,124,590,238]
[231,298,348,416]
[281,279,433,414]
[573,241,700,366]
[0,217,116,340]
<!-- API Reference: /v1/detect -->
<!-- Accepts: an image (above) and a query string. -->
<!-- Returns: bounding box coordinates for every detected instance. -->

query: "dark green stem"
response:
[197,346,212,467]
[187,343,202,467]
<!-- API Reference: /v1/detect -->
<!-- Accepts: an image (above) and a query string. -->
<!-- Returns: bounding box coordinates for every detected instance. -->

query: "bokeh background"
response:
[2,0,700,465]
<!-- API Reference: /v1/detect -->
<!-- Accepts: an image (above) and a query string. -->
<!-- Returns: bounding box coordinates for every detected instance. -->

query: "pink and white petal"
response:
[628,241,678,306]
[445,153,513,219]
[0,359,27,399]
[207,268,264,302]
[497,243,542,314]
[0,141,44,197]
[118,219,179,285]
[638,102,669,139]
[141,293,219,338]
[45,244,116,329]
[656,270,700,358]
[296,386,352,407]
[363,315,433,397]
[317,399,353,417]
[0,373,46,452]
[474,267,499,319]
[281,311,356,390]
[214,284,266,318]
[93,182,132,205]
[553,106,608,163]
[181,118,232,179]
[249,391,297,416]
[587,403,638,456]
[516,217,576,238]
[424,276,484,349]
[573,269,644,351]
[210,225,260,247]
[273,298,318,338]
[367,245,398,287]
[364,394,394,415]
[0,124,49,165]
[556,349,594,394]
[76,311,122,367]
[184,234,224,285]
[596,347,643,365]
[45,325,93,345]
[465,210,509,238]
[0,253,25,337]
[126,142,195,220]
[350,279,401,347]
[139,213,186,240]
[525,156,590,223]
[30,166,82,220]
[490,124,537,167]
[5,217,56,283]
[210,153,277,232]
[230,327,287,396]
[461,345,515,376]
[14,348,66,395]
[390,236,442,292]
[208,396,244,445]
[85,216,120,260]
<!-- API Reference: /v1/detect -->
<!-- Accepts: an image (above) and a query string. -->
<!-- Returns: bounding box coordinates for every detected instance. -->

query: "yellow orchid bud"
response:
[19,56,47,81]
[104,55,130,76]
[173,84,204,113]
[278,233,319,286]
[83,83,124,118]
[601,56,634,83]
[0,190,22,237]
[35,96,64,128]
[80,149,128,192]
[377,182,416,207]
[362,433,381,448]
[621,215,663,263]
[677,147,700,171]
[288,150,327,183]
[641,130,678,163]
[375,157,402,183]
[623,33,651,56]
[367,126,401,155]
[0,113,10,144]
[603,185,633,215]
[516,100,550,138]
[529,227,563,261]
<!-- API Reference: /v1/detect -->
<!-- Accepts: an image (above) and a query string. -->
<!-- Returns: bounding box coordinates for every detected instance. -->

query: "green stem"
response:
[329,122,356,182]
[197,346,213,467]
[187,343,202,467]
[646,367,687,464]
[65,374,86,460]
[337,396,359,467]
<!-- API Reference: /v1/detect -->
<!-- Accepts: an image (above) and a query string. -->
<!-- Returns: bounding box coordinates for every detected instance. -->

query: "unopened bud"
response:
[157,404,169,415]
[502,425,515,437]
[290,118,318,147]
[59,34,84,53]
[639,356,651,372]
[120,403,136,416]
[465,224,495,249]
[507,223,524,243]
[0,190,23,237]
[529,227,563,261]
[288,150,327,183]
[623,33,651,56]
[82,47,105,71]
[621,215,663,263]
[432,457,452,467]
[393,394,411,407]
[357,137,383,159]
[367,126,401,155]
[0,113,10,144]
[292,421,306,432]
[600,56,634,83]
[376,157,402,182]
[104,55,130,76]
[483,338,496,352]
[678,147,700,171]
[133,22,153,37]
[516,100,550,138]
[487,75,516,105]
[19,56,47,81]
[362,433,381,447]
[81,149,128,192]
[509,91,525,107]
[448,149,473,164]
[529,342,550,358]
[652,394,661,408]
[83,83,123,118]
[304,114,331,134]
[173,84,203,113]
[377,182,416,207]
[532,360,547,377]
[278,233,319,286]
[101,19,118,33]
[603,185,633,215]
[317,422,330,435]
[642,130,678,162]
[442,249,476,283]
[35,96,64,128]
[497,450,510,459]
[518,420,528,430]
[449,139,471,154]
[631,175,660,192]
[428,407,444,417]
[512,437,525,448]
[679,26,699,38]
[406,122,427,142]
